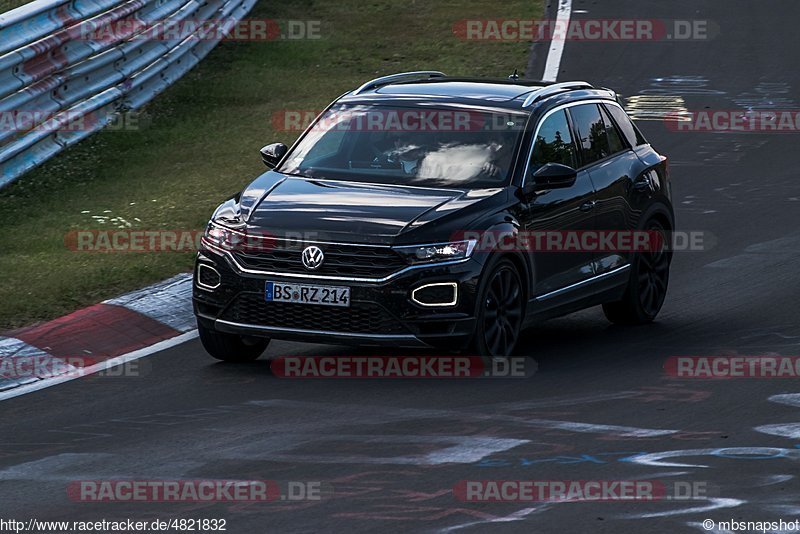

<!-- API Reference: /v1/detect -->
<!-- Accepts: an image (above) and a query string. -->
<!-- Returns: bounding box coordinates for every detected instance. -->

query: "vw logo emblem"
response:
[301,245,325,270]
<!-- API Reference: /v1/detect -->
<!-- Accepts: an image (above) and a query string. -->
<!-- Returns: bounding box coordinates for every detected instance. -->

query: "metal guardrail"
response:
[0,0,257,188]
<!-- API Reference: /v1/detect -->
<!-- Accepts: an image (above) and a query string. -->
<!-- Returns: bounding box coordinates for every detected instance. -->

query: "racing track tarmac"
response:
[2,1,800,532]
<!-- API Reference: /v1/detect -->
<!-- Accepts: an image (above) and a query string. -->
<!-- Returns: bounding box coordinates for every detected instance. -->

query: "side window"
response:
[530,109,578,172]
[568,104,609,166]
[599,106,626,154]
[605,103,648,147]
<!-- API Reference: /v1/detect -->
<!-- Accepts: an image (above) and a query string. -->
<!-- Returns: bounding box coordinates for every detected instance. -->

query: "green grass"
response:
[0,0,542,330]
[0,0,32,14]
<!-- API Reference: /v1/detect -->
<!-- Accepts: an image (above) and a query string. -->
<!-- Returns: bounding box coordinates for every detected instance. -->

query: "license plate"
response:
[265,281,350,307]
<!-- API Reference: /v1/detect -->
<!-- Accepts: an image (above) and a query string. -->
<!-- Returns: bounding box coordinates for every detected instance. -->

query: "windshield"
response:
[278,104,527,189]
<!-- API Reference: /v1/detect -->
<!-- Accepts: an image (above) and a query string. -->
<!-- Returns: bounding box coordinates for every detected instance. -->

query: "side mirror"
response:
[532,163,577,189]
[260,143,288,168]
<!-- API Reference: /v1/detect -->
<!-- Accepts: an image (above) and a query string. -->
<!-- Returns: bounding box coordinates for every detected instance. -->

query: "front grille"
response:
[232,240,407,278]
[221,293,407,335]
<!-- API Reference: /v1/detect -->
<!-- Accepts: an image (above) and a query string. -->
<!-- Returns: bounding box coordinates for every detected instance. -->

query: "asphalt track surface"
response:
[3,1,800,532]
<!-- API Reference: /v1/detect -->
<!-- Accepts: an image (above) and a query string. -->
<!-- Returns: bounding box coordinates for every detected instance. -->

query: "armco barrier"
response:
[0,0,257,188]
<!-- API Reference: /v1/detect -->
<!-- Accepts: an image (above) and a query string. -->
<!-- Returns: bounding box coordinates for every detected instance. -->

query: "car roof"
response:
[336,74,617,111]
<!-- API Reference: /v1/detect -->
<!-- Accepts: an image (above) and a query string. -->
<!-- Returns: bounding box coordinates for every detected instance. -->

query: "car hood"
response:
[234,172,503,243]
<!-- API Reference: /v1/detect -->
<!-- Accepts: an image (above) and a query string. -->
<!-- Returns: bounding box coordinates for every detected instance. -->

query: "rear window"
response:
[605,103,648,147]
[599,105,626,154]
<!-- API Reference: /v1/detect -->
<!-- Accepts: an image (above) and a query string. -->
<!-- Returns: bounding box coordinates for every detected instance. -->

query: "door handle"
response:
[579,200,596,212]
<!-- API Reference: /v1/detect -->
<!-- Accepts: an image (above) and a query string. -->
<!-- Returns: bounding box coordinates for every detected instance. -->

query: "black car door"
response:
[520,107,597,298]
[569,102,646,276]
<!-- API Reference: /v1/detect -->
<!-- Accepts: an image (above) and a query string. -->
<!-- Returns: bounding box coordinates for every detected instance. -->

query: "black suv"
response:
[193,72,673,359]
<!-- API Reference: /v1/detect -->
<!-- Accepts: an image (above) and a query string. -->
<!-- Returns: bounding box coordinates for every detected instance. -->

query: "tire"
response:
[603,220,670,325]
[198,321,271,362]
[472,258,525,357]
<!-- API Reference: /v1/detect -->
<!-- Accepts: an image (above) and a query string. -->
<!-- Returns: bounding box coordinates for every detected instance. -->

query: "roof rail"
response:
[352,71,446,95]
[598,86,620,102]
[521,81,594,107]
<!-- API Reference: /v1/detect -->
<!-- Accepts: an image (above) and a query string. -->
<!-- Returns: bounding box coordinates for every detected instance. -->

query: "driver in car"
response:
[372,130,510,181]
[372,131,427,174]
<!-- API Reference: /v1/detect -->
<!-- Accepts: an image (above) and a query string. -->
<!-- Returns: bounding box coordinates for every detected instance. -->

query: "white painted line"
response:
[542,0,572,82]
[0,330,198,403]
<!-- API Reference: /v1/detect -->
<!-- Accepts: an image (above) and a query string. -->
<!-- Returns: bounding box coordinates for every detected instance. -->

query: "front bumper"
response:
[192,246,484,349]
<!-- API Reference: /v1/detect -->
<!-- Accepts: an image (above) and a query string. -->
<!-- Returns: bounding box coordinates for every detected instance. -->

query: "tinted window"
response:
[278,104,526,189]
[530,109,578,172]
[605,104,648,146]
[600,106,626,154]
[302,128,347,161]
[569,104,610,166]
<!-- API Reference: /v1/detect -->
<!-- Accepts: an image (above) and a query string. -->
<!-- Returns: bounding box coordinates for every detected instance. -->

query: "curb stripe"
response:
[11,303,181,362]
[0,337,79,391]
[0,330,199,403]
[1,272,197,395]
[104,273,195,333]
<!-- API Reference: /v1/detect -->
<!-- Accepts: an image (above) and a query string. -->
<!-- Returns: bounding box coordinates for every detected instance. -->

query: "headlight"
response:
[394,240,477,264]
[202,221,246,251]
